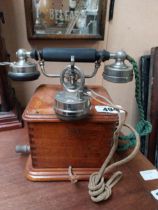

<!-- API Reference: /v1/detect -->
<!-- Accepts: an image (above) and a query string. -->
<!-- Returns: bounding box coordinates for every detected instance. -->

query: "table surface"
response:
[0,127,158,210]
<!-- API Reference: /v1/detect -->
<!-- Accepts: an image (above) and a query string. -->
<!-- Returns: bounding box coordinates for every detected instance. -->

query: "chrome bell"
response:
[54,90,91,121]
[8,49,40,81]
[54,56,91,120]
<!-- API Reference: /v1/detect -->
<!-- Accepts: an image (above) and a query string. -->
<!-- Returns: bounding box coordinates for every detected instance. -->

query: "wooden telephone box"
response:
[23,84,118,181]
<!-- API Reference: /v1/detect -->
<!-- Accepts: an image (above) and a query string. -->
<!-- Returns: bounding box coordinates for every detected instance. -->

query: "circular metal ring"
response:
[60,65,85,92]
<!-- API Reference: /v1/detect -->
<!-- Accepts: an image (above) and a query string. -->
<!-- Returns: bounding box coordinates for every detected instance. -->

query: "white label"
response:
[95,106,124,114]
[151,189,158,200]
[139,169,158,181]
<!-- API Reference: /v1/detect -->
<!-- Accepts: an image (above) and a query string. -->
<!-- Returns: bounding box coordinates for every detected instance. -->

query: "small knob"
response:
[16,145,30,155]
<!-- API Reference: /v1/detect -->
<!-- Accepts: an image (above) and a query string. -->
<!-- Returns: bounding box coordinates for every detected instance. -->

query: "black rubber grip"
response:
[31,48,110,63]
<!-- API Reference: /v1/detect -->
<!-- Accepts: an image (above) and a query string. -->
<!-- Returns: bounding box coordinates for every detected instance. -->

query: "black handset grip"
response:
[31,48,110,63]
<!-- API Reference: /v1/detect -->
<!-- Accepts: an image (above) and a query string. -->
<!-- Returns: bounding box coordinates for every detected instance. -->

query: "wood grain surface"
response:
[0,127,158,210]
[23,85,118,180]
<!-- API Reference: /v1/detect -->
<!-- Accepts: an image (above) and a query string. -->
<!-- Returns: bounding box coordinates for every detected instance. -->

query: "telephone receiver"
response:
[6,48,133,120]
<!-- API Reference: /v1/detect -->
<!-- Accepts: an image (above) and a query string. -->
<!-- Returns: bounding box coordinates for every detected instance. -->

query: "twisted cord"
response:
[87,90,140,202]
[89,171,122,202]
[87,57,149,201]
[68,166,79,183]
[118,56,152,151]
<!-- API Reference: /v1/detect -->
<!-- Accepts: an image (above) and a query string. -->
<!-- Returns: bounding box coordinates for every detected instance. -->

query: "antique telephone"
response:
[8,48,133,120]
[2,48,151,203]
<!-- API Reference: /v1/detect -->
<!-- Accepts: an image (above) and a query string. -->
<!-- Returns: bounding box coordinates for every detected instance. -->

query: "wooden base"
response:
[23,85,117,172]
[25,156,99,181]
[0,110,22,131]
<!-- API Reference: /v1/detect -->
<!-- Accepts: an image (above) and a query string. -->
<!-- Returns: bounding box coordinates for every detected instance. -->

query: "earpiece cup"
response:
[8,71,40,81]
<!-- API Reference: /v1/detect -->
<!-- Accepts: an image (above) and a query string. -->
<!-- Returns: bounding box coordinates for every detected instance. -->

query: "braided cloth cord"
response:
[87,89,140,203]
[67,57,150,202]
[118,56,152,151]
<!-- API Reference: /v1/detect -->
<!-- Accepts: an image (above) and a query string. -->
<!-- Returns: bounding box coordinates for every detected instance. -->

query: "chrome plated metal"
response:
[8,60,40,81]
[16,48,31,59]
[16,145,30,155]
[38,60,60,78]
[7,48,134,119]
[8,49,40,81]
[54,56,91,120]
[54,90,91,120]
[103,50,133,83]
[85,61,101,78]
[10,60,37,73]
[60,65,85,92]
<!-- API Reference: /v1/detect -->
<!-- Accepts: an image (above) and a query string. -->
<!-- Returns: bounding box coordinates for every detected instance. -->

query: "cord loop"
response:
[88,171,122,202]
[87,90,140,203]
[68,166,78,184]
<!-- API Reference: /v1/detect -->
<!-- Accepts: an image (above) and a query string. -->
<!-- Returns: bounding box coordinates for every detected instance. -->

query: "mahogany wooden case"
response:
[23,84,118,181]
